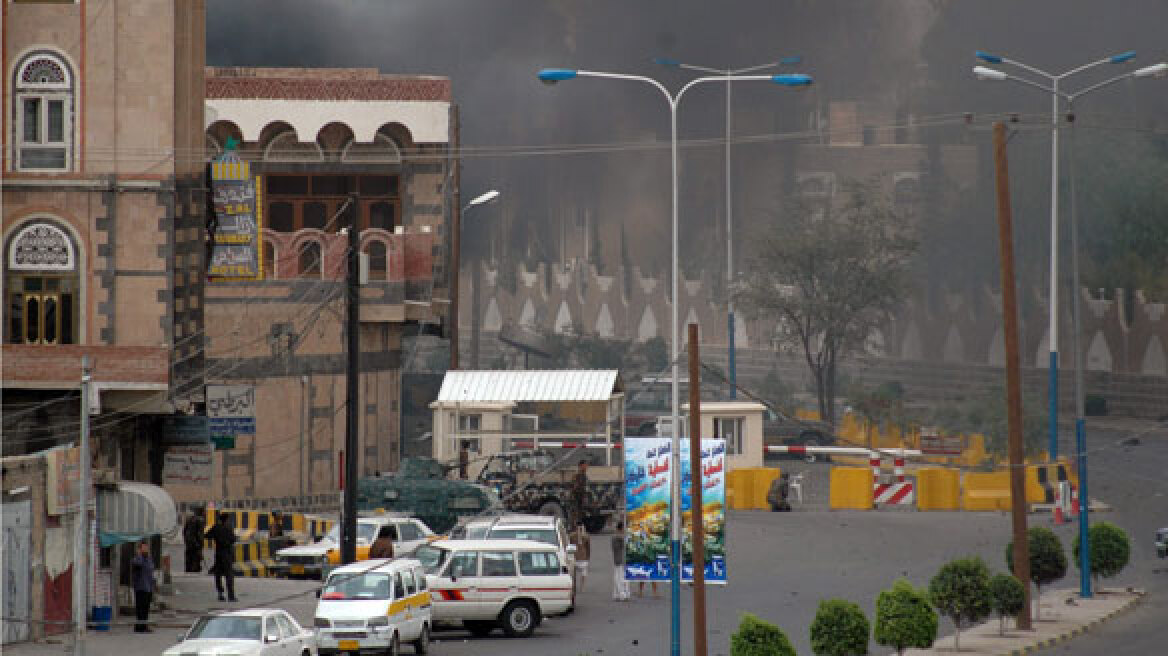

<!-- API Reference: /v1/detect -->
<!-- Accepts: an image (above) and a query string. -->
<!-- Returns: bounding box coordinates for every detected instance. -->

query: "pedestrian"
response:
[610,522,630,601]
[130,541,155,633]
[269,510,284,539]
[369,525,395,559]
[637,579,660,598]
[572,459,589,528]
[205,512,237,602]
[182,508,206,573]
[571,523,591,589]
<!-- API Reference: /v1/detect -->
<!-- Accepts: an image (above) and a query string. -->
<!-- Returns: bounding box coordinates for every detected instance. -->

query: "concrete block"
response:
[829,467,873,510]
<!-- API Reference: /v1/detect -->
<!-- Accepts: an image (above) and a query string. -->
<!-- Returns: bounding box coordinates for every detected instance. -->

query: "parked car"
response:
[165,609,316,656]
[763,410,836,463]
[452,514,577,610]
[416,538,573,638]
[314,558,432,656]
[1156,527,1167,559]
[273,515,434,579]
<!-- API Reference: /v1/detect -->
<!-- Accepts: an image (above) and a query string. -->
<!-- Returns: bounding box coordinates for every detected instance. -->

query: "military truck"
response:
[356,457,501,534]
[476,449,622,533]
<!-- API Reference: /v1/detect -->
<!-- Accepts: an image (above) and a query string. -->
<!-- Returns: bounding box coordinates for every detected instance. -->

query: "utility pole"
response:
[993,122,1032,631]
[687,324,708,656]
[341,191,360,565]
[73,356,92,656]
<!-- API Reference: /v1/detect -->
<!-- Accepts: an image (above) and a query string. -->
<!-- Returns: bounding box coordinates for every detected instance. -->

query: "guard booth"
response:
[429,370,625,480]
[683,401,768,470]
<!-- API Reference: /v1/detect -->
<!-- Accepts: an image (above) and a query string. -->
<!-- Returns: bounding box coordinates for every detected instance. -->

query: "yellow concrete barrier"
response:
[829,467,873,510]
[749,467,780,510]
[961,471,1011,511]
[724,467,780,510]
[916,467,960,511]
[726,469,752,510]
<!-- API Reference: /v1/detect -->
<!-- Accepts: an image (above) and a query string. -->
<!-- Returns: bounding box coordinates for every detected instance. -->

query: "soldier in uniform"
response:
[572,459,589,528]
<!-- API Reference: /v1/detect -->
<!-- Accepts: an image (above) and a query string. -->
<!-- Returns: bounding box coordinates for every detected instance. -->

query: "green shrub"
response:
[874,580,937,655]
[929,557,992,651]
[1006,526,1067,617]
[810,599,870,655]
[988,574,1026,635]
[731,613,796,656]
[1073,521,1131,584]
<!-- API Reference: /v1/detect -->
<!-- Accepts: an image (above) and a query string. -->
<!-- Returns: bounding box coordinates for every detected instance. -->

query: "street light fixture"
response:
[465,189,500,209]
[654,55,804,400]
[450,189,501,370]
[537,65,812,656]
[973,49,1167,599]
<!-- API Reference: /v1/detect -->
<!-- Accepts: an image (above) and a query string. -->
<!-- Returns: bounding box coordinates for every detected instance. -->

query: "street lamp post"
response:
[655,56,803,399]
[450,189,500,370]
[538,67,812,656]
[974,52,1167,598]
[972,49,1139,464]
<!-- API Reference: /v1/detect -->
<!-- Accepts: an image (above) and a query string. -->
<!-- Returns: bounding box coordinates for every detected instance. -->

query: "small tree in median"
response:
[1073,521,1131,588]
[731,613,796,656]
[874,579,937,655]
[810,599,870,655]
[988,573,1026,635]
[929,557,992,651]
[1006,526,1067,618]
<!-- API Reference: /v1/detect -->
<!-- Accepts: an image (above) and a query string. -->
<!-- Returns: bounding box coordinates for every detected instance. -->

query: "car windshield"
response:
[186,616,262,641]
[464,526,489,539]
[320,572,393,600]
[325,523,378,544]
[490,528,557,546]
[414,545,448,575]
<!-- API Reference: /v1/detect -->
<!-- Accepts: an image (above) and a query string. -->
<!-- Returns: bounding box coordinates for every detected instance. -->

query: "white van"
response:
[415,539,572,638]
[313,558,432,655]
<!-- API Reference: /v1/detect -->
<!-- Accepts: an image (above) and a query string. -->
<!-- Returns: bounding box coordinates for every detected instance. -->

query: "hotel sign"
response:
[208,155,263,279]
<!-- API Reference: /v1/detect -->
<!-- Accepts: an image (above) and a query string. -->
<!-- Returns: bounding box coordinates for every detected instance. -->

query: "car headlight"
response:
[313,617,330,628]
[367,616,389,629]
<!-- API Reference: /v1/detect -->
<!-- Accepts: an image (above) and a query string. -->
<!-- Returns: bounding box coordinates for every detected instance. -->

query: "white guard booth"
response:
[683,401,768,470]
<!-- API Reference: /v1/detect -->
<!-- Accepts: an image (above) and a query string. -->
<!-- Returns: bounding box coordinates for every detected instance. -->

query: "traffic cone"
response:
[1052,482,1067,525]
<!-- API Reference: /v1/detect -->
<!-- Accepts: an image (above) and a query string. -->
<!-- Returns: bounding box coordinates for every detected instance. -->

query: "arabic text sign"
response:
[163,445,213,486]
[207,384,256,435]
[623,437,727,584]
[45,446,81,515]
[208,155,262,279]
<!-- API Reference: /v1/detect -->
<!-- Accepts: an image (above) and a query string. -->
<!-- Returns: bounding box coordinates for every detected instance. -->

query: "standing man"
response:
[571,523,591,590]
[130,541,155,633]
[182,508,206,572]
[572,459,589,529]
[205,512,238,602]
[368,525,395,559]
[610,521,630,601]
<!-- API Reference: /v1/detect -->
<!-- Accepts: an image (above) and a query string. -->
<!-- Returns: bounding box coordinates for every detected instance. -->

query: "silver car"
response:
[165,609,317,656]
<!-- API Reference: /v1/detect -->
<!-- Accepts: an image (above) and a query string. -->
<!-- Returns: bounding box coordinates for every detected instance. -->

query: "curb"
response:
[1003,590,1145,656]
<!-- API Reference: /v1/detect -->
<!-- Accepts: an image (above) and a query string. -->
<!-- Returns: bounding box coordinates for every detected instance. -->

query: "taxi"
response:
[313,558,432,655]
[273,515,434,579]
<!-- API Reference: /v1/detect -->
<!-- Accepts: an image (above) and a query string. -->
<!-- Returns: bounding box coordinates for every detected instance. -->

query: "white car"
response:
[165,609,316,656]
[314,558,432,656]
[416,539,573,638]
[455,514,577,609]
[273,515,434,579]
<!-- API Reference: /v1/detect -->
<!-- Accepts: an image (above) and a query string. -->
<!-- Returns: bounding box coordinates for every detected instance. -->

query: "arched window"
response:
[341,134,402,164]
[264,131,324,162]
[299,240,322,277]
[366,241,387,280]
[14,52,74,171]
[5,221,80,344]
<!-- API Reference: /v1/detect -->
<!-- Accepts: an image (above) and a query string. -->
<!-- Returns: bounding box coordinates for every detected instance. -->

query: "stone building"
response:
[183,66,454,508]
[2,0,206,642]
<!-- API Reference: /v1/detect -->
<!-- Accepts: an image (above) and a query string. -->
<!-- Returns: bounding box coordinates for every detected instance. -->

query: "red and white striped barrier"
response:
[509,440,621,450]
[874,481,915,505]
[766,446,923,457]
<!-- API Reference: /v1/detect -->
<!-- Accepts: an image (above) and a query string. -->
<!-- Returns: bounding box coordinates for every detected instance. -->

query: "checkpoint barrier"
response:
[916,467,961,510]
[1025,462,1072,505]
[829,467,874,510]
[726,467,780,510]
[203,507,334,543]
[233,539,275,578]
[961,471,1011,511]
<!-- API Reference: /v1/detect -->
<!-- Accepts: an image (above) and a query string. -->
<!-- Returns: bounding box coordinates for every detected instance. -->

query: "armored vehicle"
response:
[476,449,621,533]
[356,458,501,534]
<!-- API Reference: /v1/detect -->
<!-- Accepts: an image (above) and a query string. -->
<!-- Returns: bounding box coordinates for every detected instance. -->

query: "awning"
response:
[96,482,179,547]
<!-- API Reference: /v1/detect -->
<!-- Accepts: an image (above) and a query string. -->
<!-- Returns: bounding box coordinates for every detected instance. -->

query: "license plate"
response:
[290,565,305,575]
[338,640,360,651]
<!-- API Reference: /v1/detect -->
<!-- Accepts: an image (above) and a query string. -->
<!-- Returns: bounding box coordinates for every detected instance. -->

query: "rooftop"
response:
[206,66,451,102]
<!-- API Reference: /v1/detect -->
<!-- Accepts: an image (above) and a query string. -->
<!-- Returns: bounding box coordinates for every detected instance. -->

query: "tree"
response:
[736,181,918,426]
[1006,526,1067,618]
[874,579,937,655]
[849,381,907,449]
[928,557,992,651]
[1073,521,1132,586]
[929,386,1047,459]
[988,574,1026,636]
[810,599,870,656]
[730,613,796,656]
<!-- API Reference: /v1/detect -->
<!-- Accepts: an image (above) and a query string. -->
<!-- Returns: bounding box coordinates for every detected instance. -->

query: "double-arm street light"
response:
[654,56,803,399]
[974,51,1168,598]
[538,66,812,656]
[972,50,1166,464]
